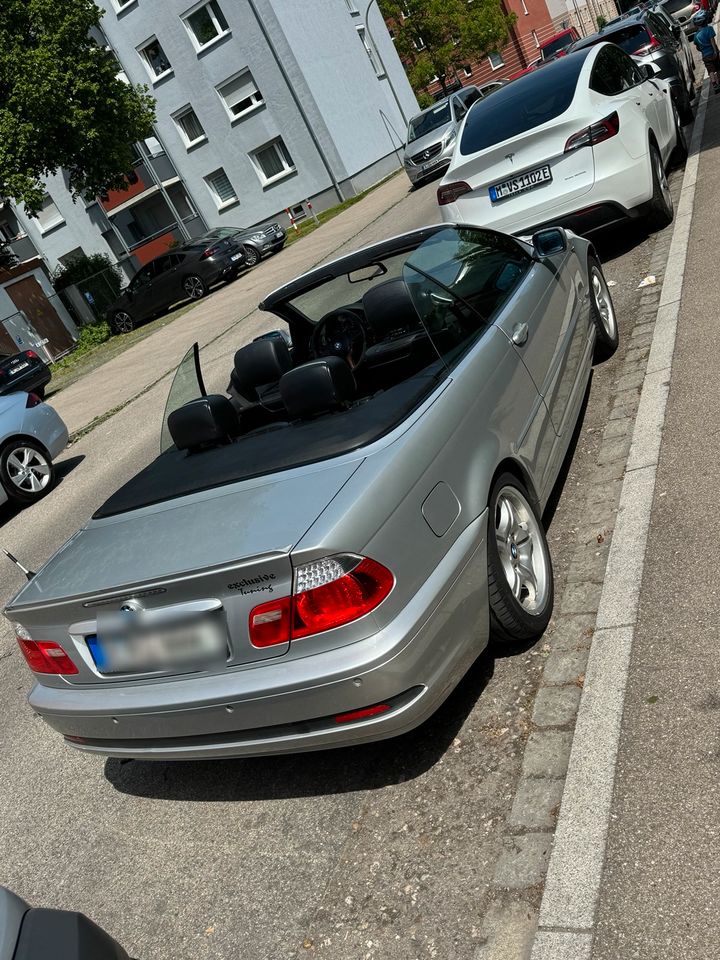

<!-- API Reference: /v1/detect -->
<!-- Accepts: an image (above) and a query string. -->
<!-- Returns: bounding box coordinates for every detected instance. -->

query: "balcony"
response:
[99,154,180,215]
[8,235,39,264]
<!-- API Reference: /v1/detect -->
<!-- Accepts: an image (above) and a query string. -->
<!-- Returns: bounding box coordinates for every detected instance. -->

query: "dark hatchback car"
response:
[572,9,695,122]
[203,220,287,267]
[107,234,246,334]
[0,350,51,398]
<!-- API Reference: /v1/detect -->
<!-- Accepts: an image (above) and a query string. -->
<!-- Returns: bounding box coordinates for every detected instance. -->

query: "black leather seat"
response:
[228,337,292,429]
[280,357,356,420]
[361,278,437,387]
[168,395,239,453]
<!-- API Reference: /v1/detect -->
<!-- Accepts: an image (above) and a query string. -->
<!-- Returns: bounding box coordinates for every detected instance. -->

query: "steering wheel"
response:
[310,308,367,368]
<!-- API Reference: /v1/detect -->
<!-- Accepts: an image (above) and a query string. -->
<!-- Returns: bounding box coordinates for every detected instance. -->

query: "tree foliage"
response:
[0,0,156,214]
[379,0,515,94]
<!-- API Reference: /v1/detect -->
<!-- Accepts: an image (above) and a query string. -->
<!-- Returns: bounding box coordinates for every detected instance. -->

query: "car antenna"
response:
[1,549,35,581]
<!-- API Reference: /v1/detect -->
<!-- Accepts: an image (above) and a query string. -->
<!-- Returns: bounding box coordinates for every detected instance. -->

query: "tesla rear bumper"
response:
[31,514,489,760]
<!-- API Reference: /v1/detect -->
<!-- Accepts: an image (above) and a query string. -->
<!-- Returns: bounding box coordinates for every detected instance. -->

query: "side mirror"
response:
[532,227,568,258]
[672,23,681,37]
[639,63,656,81]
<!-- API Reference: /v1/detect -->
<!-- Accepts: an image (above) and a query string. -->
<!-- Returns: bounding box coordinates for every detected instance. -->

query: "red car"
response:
[507,26,581,81]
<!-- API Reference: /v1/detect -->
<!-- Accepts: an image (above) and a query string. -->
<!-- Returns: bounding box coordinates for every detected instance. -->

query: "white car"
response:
[0,392,68,507]
[437,42,684,236]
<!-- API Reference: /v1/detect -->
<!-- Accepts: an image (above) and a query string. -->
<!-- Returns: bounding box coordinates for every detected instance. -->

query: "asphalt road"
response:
[0,174,677,960]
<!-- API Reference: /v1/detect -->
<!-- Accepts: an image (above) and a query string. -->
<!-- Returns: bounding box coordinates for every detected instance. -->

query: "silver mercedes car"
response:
[5,223,618,760]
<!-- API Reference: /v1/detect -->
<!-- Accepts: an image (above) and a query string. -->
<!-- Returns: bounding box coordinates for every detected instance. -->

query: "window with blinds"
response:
[205,169,238,207]
[216,70,264,120]
[174,107,206,146]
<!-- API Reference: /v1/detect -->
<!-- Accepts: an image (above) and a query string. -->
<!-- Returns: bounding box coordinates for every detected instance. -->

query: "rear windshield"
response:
[577,25,651,55]
[407,101,451,142]
[541,33,574,58]
[459,52,587,155]
[661,0,691,13]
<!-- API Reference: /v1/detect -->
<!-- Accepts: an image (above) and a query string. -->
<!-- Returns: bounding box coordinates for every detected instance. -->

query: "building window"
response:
[531,29,539,46]
[0,221,16,242]
[216,70,264,120]
[183,0,230,51]
[250,139,296,186]
[413,35,427,51]
[138,37,172,80]
[344,0,359,12]
[173,107,206,147]
[521,0,529,13]
[463,64,473,77]
[34,195,65,234]
[357,25,383,77]
[205,169,238,209]
[112,0,136,10]
[488,51,504,69]
[58,247,85,267]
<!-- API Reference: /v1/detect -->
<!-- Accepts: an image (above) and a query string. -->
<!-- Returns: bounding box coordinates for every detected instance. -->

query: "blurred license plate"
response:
[489,165,552,202]
[230,253,243,262]
[11,362,29,372]
[86,614,226,675]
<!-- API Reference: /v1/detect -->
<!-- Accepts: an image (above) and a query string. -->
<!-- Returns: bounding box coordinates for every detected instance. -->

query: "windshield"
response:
[160,343,206,453]
[407,101,452,142]
[661,0,691,13]
[592,25,651,53]
[541,33,574,58]
[460,52,586,154]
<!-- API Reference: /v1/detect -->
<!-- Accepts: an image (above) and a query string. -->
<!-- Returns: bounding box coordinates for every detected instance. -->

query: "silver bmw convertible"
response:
[5,223,618,760]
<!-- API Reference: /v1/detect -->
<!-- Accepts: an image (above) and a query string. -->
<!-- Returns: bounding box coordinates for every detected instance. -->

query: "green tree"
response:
[0,0,156,215]
[380,0,515,96]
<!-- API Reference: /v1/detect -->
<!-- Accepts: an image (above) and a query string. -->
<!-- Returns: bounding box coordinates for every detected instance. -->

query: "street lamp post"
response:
[363,0,412,127]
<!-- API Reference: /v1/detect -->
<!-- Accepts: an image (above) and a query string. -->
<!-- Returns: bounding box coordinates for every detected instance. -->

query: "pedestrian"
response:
[693,9,720,93]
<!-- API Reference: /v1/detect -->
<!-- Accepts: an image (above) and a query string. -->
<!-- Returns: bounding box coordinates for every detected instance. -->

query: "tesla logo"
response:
[505,153,515,164]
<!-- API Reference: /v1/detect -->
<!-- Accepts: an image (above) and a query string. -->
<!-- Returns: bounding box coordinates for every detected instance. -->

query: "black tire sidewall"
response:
[243,246,260,267]
[0,439,54,505]
[184,275,206,299]
[588,256,619,360]
[112,311,134,335]
[486,472,554,643]
[647,144,673,229]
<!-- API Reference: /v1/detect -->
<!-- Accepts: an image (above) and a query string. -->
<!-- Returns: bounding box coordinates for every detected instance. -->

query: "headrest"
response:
[167,395,238,452]
[234,337,292,391]
[362,277,419,336]
[280,358,355,420]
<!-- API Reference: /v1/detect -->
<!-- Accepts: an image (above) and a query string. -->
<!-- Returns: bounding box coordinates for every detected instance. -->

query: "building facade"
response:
[2,0,417,278]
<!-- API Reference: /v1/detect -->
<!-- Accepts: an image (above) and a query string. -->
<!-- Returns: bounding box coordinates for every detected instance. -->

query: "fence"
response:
[56,263,130,326]
[0,292,77,362]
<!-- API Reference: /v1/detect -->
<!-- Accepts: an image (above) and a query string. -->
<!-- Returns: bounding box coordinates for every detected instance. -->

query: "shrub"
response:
[416,91,435,110]
[597,14,607,28]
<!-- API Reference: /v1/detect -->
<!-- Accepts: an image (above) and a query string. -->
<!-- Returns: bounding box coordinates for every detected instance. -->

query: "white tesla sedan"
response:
[438,42,685,236]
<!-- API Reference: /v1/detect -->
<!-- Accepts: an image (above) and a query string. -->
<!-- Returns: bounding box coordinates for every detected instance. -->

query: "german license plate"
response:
[230,252,244,262]
[489,165,552,202]
[423,157,443,172]
[11,362,29,372]
[87,611,227,676]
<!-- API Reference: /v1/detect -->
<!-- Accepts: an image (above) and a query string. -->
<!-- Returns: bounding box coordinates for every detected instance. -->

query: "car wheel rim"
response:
[6,447,51,494]
[245,248,259,266]
[656,150,672,212]
[184,277,204,299]
[115,312,133,333]
[592,269,617,340]
[495,486,549,614]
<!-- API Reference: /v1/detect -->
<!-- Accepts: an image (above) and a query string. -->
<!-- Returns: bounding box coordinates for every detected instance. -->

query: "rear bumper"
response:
[523,201,637,236]
[30,514,489,759]
[0,367,51,396]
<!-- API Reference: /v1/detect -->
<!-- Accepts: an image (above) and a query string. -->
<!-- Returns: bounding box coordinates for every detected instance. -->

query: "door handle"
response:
[512,322,529,346]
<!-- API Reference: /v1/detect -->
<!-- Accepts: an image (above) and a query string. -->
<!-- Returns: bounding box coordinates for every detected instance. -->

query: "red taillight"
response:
[564,112,620,153]
[17,637,78,675]
[334,703,392,724]
[25,392,41,408]
[201,246,221,259]
[248,555,394,648]
[24,350,38,359]
[437,181,472,205]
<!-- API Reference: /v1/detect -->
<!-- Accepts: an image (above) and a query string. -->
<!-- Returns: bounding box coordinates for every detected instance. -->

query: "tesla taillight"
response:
[564,112,620,153]
[25,393,41,408]
[248,555,394,647]
[437,181,472,205]
[16,635,78,675]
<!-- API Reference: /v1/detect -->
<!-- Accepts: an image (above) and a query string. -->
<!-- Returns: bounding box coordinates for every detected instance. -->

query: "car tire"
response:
[486,473,554,643]
[242,246,260,268]
[183,275,207,300]
[111,311,134,334]
[671,105,689,166]
[34,386,46,400]
[677,84,694,125]
[0,439,55,505]
[588,255,619,362]
[225,269,239,284]
[645,143,674,231]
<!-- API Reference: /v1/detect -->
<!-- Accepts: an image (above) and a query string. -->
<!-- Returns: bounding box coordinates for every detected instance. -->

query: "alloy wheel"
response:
[592,268,617,341]
[114,311,133,334]
[494,486,550,614]
[6,447,51,494]
[184,276,205,299]
[656,149,672,213]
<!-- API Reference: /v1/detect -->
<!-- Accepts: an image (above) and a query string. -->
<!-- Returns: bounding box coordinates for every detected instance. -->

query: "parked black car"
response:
[106,234,246,334]
[0,349,51,398]
[201,221,287,267]
[571,9,695,122]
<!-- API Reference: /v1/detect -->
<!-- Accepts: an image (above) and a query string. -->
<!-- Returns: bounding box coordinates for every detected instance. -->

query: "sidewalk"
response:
[589,83,720,958]
[51,171,412,436]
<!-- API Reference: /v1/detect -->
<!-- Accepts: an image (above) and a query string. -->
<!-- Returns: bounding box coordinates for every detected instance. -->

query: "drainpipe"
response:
[245,0,345,202]
[364,0,412,126]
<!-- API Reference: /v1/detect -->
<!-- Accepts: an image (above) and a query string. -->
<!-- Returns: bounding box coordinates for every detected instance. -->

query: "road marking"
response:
[529,78,711,958]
